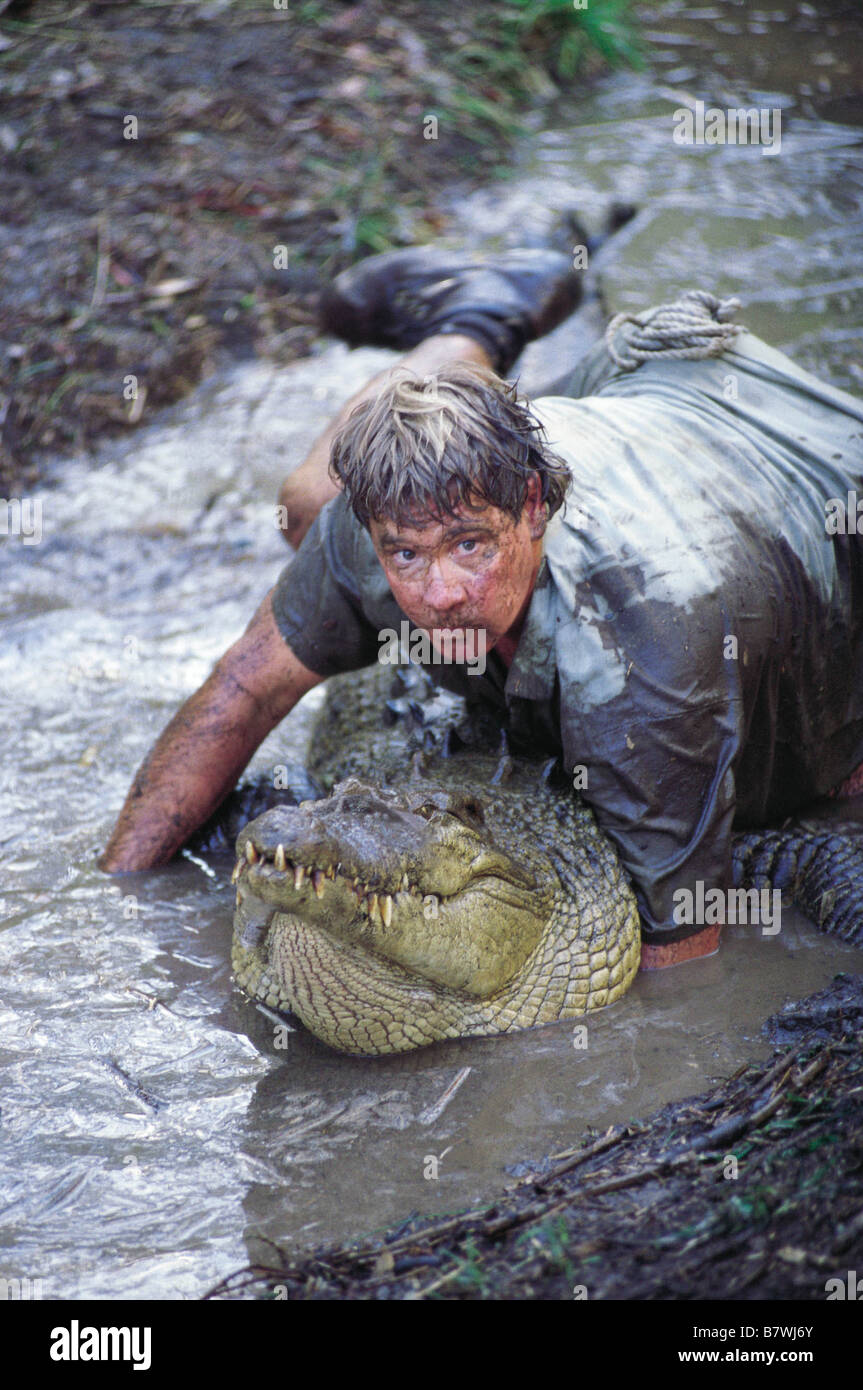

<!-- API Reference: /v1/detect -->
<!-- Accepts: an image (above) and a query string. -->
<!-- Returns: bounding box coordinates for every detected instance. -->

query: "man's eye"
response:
[460,539,477,553]
[396,549,415,563]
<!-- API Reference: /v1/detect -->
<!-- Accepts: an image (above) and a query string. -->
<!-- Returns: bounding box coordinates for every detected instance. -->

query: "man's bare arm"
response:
[100,590,324,873]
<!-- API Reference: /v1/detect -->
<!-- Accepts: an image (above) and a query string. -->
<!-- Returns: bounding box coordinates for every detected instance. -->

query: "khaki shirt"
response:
[272,332,863,940]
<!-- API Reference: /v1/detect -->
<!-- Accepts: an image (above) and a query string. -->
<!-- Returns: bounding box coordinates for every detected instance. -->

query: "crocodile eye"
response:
[411,791,482,825]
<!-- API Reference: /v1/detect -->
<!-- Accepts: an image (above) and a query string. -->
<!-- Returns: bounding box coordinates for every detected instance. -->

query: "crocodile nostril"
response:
[453,795,485,827]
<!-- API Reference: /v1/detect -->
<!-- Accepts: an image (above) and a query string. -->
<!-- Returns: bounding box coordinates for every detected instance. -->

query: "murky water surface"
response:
[2,0,862,1297]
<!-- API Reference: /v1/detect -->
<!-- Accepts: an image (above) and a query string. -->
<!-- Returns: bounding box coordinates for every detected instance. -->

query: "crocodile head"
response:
[231,756,641,1055]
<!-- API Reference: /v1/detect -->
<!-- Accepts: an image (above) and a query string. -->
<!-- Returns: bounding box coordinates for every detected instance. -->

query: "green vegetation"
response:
[436,0,642,151]
[476,0,642,82]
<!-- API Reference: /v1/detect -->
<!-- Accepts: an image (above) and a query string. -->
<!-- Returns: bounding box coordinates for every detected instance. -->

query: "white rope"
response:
[605,289,744,371]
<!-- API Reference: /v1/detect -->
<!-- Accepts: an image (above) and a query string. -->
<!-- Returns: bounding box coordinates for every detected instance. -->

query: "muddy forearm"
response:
[99,666,275,872]
[100,591,323,873]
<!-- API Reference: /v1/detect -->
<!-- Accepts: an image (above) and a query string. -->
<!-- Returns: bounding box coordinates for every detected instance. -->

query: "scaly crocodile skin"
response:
[228,666,863,1054]
[230,666,640,1054]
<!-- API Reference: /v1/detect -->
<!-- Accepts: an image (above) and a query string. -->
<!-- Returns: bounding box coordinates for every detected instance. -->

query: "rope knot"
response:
[605,289,745,371]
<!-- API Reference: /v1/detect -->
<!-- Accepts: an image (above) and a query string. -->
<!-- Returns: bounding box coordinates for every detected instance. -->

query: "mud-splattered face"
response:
[368,477,547,658]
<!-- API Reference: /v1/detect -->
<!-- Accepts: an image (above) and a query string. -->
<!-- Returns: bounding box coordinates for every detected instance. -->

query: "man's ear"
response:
[523,473,548,539]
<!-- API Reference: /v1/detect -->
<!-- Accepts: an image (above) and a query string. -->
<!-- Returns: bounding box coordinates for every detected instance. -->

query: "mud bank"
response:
[208,975,863,1300]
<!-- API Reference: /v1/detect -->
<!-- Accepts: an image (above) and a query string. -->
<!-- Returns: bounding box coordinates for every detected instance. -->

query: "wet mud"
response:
[1,0,862,1298]
[208,974,863,1300]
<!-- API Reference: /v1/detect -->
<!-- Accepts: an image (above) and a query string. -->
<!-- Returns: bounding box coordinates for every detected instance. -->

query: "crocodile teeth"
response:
[325,865,335,879]
[312,869,325,900]
[294,864,305,890]
[381,894,393,928]
[274,844,287,871]
[401,873,410,892]
[245,842,258,865]
[368,892,379,922]
[231,861,242,885]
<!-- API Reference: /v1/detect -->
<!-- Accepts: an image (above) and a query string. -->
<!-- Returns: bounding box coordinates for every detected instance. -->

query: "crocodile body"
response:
[226,666,863,1055]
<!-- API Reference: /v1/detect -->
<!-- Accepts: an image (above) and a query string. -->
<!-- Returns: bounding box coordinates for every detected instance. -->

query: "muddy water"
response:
[2,0,863,1298]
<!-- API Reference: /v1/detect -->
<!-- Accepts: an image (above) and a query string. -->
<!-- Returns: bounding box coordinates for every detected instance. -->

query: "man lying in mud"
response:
[101,246,863,970]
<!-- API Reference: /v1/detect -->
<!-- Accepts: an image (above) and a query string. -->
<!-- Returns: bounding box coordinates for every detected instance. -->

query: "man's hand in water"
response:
[100,591,324,873]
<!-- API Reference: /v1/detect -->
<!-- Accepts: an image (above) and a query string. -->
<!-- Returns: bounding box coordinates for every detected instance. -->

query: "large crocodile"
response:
[223,665,863,1055]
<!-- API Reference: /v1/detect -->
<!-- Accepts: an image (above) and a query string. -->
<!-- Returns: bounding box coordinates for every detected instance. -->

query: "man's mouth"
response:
[427,618,480,634]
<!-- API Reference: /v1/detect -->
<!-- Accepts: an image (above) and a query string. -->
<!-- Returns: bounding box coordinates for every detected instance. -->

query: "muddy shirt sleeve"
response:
[270,496,385,676]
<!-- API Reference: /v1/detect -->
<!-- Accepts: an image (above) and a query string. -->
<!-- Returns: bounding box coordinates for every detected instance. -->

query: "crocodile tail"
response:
[731,828,863,944]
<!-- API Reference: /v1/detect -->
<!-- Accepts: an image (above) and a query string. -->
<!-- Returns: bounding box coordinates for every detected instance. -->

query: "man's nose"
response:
[423,559,468,611]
